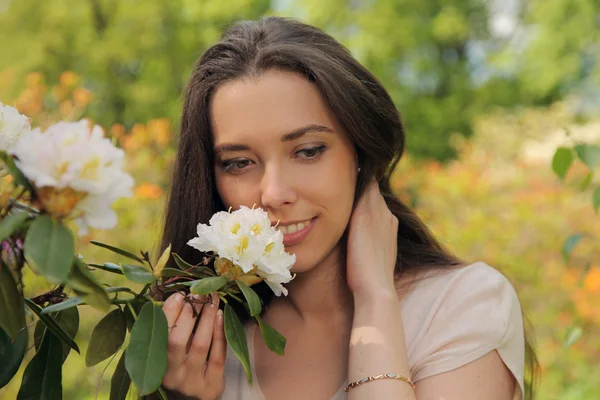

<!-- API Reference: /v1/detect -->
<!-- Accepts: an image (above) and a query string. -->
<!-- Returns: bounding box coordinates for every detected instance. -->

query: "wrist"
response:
[353,285,398,309]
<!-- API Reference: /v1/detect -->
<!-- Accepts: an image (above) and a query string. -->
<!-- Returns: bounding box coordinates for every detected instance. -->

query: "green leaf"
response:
[224,303,252,386]
[125,383,139,400]
[551,147,574,180]
[0,260,26,340]
[17,330,63,400]
[40,287,129,315]
[0,152,35,194]
[88,262,123,275]
[0,328,28,389]
[563,326,582,348]
[40,296,84,314]
[90,241,145,264]
[562,233,584,263]
[172,253,194,270]
[66,258,111,312]
[86,309,127,367]
[25,298,80,355]
[155,386,168,400]
[33,321,43,351]
[110,351,131,400]
[123,301,144,332]
[125,303,168,396]
[580,171,594,190]
[255,315,286,356]
[575,144,600,170]
[0,211,29,242]
[34,307,79,364]
[23,215,75,284]
[122,264,156,284]
[159,268,198,278]
[189,267,217,278]
[190,276,228,295]
[236,281,262,316]
[593,187,600,214]
[154,244,171,278]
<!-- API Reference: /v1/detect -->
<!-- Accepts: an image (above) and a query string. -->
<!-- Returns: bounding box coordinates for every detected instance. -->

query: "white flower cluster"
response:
[188,206,296,296]
[0,103,31,151]
[1,102,134,235]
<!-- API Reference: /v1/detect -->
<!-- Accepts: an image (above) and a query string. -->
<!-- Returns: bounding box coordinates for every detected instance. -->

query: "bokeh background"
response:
[1,0,599,398]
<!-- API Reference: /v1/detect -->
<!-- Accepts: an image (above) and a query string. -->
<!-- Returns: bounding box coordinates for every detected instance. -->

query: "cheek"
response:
[293,156,356,266]
[215,174,260,209]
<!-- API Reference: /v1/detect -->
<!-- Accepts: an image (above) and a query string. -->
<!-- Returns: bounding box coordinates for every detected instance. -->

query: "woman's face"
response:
[210,69,358,273]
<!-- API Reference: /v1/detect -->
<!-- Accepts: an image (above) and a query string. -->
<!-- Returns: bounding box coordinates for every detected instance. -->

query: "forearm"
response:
[347,290,416,400]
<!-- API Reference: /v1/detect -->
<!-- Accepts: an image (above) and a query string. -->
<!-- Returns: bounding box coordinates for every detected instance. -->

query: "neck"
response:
[272,245,354,325]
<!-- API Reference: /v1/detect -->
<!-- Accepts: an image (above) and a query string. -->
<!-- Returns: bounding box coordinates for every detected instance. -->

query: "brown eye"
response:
[295,145,326,160]
[222,159,252,172]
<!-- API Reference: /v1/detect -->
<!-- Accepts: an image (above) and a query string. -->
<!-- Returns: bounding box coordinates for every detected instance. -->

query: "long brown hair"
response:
[160,16,537,398]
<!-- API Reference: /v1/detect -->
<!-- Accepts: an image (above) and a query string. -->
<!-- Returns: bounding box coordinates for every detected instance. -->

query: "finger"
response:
[185,292,220,369]
[163,291,186,333]
[189,293,208,319]
[204,307,227,383]
[167,300,197,367]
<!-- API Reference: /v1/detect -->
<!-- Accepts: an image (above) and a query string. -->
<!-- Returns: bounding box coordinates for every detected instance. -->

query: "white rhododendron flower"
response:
[0,103,31,152]
[9,120,134,234]
[256,234,294,296]
[188,206,296,296]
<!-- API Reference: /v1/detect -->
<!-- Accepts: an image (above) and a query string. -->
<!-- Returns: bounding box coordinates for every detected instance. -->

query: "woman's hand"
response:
[161,291,226,400]
[346,179,398,299]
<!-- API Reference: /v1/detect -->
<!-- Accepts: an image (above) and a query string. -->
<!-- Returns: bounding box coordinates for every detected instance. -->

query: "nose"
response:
[260,163,297,210]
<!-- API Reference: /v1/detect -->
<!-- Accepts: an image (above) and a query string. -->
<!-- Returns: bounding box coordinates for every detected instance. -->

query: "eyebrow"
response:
[213,124,334,155]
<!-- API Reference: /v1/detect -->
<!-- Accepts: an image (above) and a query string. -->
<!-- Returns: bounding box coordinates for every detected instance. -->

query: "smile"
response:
[276,217,317,246]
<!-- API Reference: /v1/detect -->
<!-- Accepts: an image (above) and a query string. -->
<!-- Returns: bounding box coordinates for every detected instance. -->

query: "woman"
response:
[158,16,535,400]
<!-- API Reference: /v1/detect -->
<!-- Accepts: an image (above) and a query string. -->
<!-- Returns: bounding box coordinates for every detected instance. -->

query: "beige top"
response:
[222,262,525,400]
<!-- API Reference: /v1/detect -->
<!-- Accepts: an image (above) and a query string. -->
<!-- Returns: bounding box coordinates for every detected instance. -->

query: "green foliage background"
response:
[0,0,599,398]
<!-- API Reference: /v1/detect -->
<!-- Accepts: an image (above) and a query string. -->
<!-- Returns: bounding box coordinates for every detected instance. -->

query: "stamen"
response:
[228,206,233,213]
[274,219,280,228]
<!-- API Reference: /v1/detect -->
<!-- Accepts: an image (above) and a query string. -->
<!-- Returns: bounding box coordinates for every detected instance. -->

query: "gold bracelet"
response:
[344,373,416,392]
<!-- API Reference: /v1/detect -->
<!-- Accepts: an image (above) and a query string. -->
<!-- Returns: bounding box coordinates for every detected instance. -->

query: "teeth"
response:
[277,219,312,235]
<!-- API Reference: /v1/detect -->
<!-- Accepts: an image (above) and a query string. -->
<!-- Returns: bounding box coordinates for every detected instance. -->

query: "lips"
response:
[278,217,317,246]
[276,218,313,234]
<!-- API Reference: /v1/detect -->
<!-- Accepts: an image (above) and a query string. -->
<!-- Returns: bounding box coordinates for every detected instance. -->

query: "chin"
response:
[287,242,341,275]
[289,259,316,274]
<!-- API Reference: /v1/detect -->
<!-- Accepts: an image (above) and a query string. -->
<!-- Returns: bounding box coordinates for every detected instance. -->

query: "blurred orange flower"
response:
[110,123,126,140]
[148,118,172,147]
[59,100,74,117]
[583,267,600,293]
[73,88,93,107]
[26,72,44,87]
[60,71,79,88]
[135,183,163,199]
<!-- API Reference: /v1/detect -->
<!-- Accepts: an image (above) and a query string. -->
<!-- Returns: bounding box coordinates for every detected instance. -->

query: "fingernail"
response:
[217,309,223,319]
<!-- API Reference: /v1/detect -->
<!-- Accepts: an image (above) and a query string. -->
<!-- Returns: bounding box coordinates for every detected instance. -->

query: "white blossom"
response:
[0,103,30,152]
[188,206,296,296]
[9,120,133,234]
[256,233,295,296]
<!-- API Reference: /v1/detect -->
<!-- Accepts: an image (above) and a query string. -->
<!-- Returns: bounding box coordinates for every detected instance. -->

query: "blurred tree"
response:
[1,0,598,159]
[0,0,270,127]
[283,0,600,159]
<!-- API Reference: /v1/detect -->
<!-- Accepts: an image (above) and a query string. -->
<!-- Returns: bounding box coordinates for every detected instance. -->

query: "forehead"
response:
[209,69,340,144]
